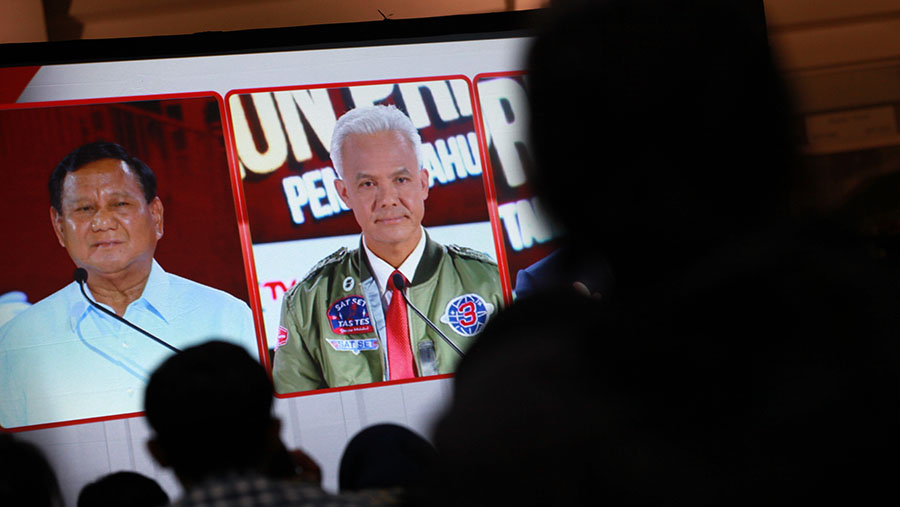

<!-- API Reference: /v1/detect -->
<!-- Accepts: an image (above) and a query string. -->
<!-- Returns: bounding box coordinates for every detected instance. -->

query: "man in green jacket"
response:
[273,105,503,394]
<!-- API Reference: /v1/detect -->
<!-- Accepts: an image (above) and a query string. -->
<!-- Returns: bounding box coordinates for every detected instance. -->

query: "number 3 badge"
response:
[440,294,494,337]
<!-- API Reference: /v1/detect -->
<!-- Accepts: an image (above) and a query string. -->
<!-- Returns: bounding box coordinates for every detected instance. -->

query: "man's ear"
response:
[147,437,169,468]
[334,178,350,207]
[149,197,164,240]
[49,207,66,248]
[419,168,430,200]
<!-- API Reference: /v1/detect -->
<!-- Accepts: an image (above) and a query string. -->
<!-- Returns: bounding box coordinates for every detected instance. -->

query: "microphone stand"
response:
[74,268,181,353]
[392,273,464,357]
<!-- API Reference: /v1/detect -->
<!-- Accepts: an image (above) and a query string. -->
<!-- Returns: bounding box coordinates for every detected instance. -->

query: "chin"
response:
[84,256,136,274]
[84,265,124,276]
[375,227,418,243]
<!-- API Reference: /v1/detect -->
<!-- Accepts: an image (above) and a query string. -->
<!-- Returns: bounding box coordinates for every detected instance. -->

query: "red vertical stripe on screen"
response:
[0,66,40,104]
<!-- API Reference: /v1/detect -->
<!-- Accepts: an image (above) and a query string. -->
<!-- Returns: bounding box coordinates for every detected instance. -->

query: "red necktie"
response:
[386,270,415,379]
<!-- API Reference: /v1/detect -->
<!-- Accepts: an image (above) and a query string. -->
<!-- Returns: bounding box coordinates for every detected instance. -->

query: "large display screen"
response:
[0,11,556,431]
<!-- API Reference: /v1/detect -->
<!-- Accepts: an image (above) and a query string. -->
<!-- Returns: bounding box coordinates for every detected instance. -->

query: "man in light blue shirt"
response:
[0,141,257,429]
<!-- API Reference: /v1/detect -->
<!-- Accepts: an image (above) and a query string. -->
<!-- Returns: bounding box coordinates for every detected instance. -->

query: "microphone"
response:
[73,268,181,353]
[392,273,464,358]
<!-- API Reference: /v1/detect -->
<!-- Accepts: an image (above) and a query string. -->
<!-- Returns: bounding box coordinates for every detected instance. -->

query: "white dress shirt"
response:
[362,228,427,309]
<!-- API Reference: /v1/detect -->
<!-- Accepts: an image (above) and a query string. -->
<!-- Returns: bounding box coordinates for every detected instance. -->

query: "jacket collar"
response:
[356,230,442,287]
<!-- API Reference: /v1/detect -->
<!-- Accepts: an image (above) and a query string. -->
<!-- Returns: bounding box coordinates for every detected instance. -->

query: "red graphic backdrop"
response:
[0,66,40,104]
[0,96,250,306]
[475,73,559,289]
[230,79,491,245]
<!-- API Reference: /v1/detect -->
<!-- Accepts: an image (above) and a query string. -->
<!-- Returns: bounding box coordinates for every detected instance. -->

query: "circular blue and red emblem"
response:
[440,293,494,337]
[328,295,374,335]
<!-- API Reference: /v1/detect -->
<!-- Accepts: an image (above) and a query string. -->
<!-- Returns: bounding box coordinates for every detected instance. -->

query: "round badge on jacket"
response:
[328,295,374,335]
[440,293,494,336]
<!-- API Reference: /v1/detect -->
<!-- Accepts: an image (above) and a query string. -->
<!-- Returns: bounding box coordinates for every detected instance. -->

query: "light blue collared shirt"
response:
[0,260,258,428]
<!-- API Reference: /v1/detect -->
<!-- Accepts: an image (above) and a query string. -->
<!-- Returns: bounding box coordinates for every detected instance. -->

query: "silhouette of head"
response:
[527,0,795,285]
[339,423,438,492]
[77,471,168,507]
[144,341,276,484]
[0,433,63,507]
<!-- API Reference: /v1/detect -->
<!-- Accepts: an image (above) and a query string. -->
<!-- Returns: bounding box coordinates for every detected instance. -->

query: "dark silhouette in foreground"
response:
[434,230,900,504]
[432,0,900,505]
[340,423,438,499]
[525,0,796,301]
[0,433,63,507]
[144,341,376,506]
[77,471,169,507]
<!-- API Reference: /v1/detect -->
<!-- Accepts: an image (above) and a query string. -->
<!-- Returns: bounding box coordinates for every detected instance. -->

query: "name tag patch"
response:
[328,295,374,335]
[327,338,379,355]
[440,293,494,337]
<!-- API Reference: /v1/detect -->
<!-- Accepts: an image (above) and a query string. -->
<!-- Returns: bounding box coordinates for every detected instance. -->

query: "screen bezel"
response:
[0,10,541,69]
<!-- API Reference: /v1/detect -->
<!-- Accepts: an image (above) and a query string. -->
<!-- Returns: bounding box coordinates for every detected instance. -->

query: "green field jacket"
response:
[273,233,504,393]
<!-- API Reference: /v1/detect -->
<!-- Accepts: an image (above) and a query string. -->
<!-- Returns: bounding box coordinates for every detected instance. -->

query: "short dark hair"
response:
[49,141,157,213]
[144,341,274,481]
[77,471,169,507]
[339,423,438,492]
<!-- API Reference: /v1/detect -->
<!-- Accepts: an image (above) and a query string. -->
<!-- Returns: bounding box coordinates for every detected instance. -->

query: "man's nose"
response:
[90,208,118,231]
[376,184,400,208]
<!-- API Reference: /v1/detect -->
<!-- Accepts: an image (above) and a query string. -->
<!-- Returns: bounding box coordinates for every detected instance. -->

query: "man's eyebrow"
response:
[105,190,140,199]
[64,199,93,208]
[65,190,140,204]
[63,194,96,205]
[352,167,414,181]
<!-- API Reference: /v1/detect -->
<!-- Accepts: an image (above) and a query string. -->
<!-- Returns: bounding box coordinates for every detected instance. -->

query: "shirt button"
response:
[122,341,129,348]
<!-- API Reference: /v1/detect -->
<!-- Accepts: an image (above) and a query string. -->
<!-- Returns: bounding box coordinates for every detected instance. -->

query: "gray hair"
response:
[330,105,422,178]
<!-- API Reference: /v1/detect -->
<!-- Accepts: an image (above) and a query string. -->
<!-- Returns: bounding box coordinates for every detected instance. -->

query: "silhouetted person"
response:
[829,169,900,270]
[435,251,900,504]
[265,438,323,486]
[432,0,900,505]
[0,433,63,507]
[525,0,796,300]
[78,471,168,507]
[144,341,374,506]
[339,423,438,499]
